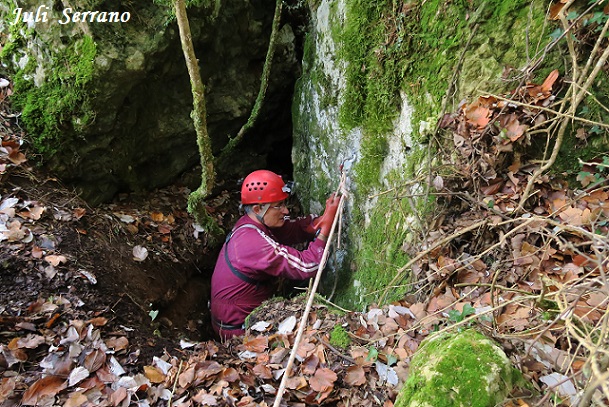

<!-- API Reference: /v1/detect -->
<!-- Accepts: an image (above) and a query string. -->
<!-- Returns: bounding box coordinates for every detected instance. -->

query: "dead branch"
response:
[380,219,488,305]
[517,12,609,212]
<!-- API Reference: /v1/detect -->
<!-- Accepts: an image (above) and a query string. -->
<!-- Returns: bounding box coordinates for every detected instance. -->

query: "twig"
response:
[315,292,352,314]
[421,293,540,338]
[453,283,533,296]
[579,369,609,407]
[367,178,423,199]
[516,7,609,212]
[379,219,488,305]
[533,371,584,407]
[455,190,512,221]
[124,292,149,315]
[316,335,356,364]
[578,8,609,85]
[168,360,183,407]
[483,93,609,129]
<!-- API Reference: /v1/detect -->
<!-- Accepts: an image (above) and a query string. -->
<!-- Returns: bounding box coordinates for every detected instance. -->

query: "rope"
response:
[272,173,348,407]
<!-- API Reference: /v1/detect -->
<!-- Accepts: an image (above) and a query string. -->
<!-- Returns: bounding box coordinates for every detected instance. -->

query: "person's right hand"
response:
[313,194,340,237]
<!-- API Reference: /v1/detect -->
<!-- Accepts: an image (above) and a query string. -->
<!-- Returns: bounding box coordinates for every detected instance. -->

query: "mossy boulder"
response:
[395,329,518,407]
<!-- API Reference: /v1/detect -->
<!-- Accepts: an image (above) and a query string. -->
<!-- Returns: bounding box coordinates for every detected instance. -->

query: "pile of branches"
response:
[389,5,609,402]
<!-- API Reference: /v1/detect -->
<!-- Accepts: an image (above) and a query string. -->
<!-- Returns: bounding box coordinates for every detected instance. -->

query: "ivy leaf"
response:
[448,309,463,323]
[366,346,378,362]
[577,171,596,187]
[589,125,602,135]
[549,28,563,41]
[462,304,476,318]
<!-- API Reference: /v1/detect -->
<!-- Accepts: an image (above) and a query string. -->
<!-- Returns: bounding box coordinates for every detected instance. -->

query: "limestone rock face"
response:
[394,329,517,407]
[1,0,300,204]
[291,0,415,303]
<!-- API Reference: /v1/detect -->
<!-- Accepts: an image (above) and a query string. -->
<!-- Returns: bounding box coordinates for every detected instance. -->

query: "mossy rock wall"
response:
[394,329,518,407]
[1,0,299,204]
[292,0,597,309]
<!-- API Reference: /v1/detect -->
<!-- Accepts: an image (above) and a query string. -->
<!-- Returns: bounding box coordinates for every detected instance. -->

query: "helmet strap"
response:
[256,203,271,226]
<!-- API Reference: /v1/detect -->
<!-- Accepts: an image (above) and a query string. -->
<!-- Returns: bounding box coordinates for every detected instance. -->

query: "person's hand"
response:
[313,194,340,237]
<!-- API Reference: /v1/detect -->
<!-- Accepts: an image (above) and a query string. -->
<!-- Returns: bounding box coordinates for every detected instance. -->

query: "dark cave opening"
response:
[157,128,299,342]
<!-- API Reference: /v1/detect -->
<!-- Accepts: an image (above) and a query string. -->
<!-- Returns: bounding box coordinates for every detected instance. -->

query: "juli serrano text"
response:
[13,5,131,25]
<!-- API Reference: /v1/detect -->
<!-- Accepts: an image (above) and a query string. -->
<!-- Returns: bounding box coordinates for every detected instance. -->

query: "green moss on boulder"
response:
[395,329,518,407]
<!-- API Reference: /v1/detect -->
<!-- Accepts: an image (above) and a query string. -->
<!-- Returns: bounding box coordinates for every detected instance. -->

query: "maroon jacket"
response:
[210,214,325,338]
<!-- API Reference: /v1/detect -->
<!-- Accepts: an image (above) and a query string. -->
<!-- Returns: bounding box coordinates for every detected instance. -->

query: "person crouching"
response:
[209,169,339,340]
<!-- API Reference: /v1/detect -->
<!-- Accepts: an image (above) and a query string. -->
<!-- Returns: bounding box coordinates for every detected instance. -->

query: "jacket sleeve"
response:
[232,225,326,281]
[272,214,319,245]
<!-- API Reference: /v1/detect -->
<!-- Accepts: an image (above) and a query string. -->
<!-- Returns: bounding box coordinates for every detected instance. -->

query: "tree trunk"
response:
[174,0,218,233]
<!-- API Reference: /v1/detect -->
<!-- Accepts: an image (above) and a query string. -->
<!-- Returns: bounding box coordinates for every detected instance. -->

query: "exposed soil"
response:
[0,164,240,358]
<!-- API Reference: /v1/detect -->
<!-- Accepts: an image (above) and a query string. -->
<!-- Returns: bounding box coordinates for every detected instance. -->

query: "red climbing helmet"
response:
[241,170,291,205]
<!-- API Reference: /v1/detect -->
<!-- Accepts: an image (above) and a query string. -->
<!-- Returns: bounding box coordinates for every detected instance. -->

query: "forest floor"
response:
[2,73,609,407]
[0,115,412,406]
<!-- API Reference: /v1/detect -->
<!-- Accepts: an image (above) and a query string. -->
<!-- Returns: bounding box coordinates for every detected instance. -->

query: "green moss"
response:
[335,194,412,309]
[302,33,337,111]
[353,132,388,192]
[335,0,556,161]
[395,329,519,407]
[187,188,223,242]
[553,132,609,175]
[329,325,351,349]
[9,35,97,157]
[0,26,24,61]
[552,79,609,176]
[339,0,399,133]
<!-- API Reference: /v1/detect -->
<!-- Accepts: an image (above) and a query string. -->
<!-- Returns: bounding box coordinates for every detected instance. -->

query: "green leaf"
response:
[462,304,476,318]
[366,346,379,362]
[590,125,602,135]
[149,309,159,321]
[549,28,563,41]
[589,12,606,26]
[577,171,592,181]
[448,309,463,323]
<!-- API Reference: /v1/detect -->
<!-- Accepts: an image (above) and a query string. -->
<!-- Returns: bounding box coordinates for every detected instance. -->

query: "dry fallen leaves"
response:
[422,66,609,405]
